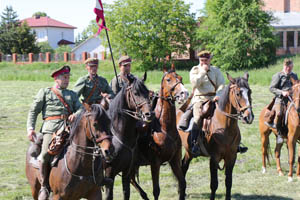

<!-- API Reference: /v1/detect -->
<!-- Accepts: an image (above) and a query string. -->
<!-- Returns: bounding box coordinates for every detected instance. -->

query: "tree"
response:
[0,6,39,54]
[32,12,47,17]
[38,41,54,53]
[55,45,72,54]
[102,0,197,70]
[197,0,277,70]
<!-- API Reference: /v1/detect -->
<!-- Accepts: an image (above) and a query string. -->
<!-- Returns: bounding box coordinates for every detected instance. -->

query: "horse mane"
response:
[218,76,250,111]
[69,104,111,141]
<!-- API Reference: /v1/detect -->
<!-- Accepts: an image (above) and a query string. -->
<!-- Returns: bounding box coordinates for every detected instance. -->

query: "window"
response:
[276,32,283,48]
[287,31,294,47]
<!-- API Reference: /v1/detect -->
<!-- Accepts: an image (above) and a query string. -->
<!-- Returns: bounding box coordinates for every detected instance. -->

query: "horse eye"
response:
[166,79,171,82]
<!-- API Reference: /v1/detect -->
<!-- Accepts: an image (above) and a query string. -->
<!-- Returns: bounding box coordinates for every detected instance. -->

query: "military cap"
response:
[118,55,131,65]
[198,50,211,59]
[51,65,71,78]
[84,58,99,66]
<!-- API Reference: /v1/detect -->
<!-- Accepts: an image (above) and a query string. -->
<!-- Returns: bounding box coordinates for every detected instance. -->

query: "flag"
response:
[94,0,108,35]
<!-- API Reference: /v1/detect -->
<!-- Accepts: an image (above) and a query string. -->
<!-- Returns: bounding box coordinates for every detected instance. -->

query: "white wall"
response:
[72,37,106,60]
[32,27,48,42]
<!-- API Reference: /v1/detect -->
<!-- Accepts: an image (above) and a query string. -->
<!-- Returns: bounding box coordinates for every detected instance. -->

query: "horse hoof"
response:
[278,171,284,176]
[287,176,293,182]
[262,167,266,174]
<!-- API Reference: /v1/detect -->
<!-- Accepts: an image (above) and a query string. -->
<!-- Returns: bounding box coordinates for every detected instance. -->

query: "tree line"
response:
[1,0,277,71]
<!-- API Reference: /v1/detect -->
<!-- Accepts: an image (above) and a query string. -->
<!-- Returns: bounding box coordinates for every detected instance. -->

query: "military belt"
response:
[44,115,67,121]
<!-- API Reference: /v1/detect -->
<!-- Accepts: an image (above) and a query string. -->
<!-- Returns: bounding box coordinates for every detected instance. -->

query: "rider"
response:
[110,55,136,94]
[267,58,298,144]
[73,58,115,104]
[179,50,248,155]
[27,65,83,200]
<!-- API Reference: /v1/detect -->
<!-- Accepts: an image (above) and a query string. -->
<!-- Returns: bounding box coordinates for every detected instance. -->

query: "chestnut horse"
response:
[104,74,153,200]
[259,77,300,182]
[177,72,254,200]
[131,70,189,200]
[26,104,114,200]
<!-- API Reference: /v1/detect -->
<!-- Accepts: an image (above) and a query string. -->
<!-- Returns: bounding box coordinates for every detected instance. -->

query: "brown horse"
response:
[131,69,189,200]
[104,74,153,200]
[259,77,300,181]
[177,72,254,200]
[26,104,114,200]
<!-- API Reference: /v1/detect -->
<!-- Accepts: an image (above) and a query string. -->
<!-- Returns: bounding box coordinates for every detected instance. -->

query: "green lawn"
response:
[0,80,300,200]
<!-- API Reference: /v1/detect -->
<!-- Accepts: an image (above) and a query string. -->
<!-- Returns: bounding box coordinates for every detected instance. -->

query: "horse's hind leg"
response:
[130,177,149,200]
[260,129,271,173]
[181,151,193,178]
[170,151,186,200]
[274,142,284,176]
[209,158,218,200]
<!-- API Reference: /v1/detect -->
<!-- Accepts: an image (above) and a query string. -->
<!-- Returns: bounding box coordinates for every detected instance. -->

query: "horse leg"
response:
[209,158,218,200]
[104,176,115,200]
[260,130,271,174]
[297,147,300,179]
[274,142,284,176]
[225,158,236,200]
[169,151,187,200]
[287,137,296,182]
[130,177,149,200]
[122,174,131,200]
[151,162,161,200]
[181,151,192,178]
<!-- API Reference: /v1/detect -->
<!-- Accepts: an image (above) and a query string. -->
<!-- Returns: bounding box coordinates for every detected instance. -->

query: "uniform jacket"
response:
[270,71,298,103]
[110,73,135,94]
[190,64,225,104]
[73,74,114,104]
[27,87,82,134]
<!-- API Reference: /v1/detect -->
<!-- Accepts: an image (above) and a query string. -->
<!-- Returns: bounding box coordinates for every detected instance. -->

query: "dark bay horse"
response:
[177,72,254,200]
[26,104,114,200]
[104,74,153,200]
[131,70,189,200]
[259,77,300,182]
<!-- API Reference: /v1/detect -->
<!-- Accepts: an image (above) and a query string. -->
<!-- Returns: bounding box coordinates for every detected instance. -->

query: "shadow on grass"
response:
[187,193,293,200]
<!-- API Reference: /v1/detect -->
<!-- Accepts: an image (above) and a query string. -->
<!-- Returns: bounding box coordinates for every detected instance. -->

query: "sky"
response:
[0,0,205,36]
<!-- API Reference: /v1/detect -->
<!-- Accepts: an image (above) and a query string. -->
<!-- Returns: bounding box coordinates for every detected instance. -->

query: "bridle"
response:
[122,84,150,120]
[65,111,112,185]
[218,84,252,120]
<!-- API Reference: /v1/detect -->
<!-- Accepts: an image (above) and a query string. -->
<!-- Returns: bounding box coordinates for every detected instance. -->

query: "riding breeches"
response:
[38,133,52,164]
[193,101,203,126]
[273,102,284,127]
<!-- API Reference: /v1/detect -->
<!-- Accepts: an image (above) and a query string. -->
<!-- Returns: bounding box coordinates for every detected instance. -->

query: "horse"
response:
[259,77,300,182]
[104,73,153,200]
[131,69,189,200]
[26,103,114,200]
[177,72,254,200]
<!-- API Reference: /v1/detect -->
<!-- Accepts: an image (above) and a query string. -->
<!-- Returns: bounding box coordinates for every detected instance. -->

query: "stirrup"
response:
[276,134,284,144]
[264,121,276,129]
[38,186,50,200]
[191,141,201,156]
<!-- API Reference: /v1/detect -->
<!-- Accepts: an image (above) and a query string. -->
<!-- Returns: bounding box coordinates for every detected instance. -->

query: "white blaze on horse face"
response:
[176,83,189,102]
[241,87,254,123]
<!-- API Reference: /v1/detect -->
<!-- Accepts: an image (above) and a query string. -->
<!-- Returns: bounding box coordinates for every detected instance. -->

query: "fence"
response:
[0,51,106,64]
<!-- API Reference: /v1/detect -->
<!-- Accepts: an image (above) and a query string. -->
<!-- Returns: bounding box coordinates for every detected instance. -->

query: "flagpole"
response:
[104,27,120,90]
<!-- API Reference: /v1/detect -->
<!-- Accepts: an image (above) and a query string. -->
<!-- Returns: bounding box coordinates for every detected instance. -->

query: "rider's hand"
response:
[27,129,36,142]
[282,91,290,97]
[203,64,210,72]
[68,114,76,122]
[213,96,219,102]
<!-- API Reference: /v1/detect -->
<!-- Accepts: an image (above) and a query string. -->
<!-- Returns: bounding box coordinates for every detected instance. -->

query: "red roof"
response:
[21,16,76,29]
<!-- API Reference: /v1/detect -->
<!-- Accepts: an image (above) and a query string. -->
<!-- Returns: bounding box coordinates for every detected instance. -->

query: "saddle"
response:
[48,125,70,156]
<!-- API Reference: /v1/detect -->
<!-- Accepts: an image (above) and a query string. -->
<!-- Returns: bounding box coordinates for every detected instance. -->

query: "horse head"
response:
[160,69,189,104]
[290,77,300,115]
[124,76,153,123]
[226,72,254,124]
[82,103,115,162]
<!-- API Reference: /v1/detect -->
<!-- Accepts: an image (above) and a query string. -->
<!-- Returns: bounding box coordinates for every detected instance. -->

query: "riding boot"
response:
[178,109,193,131]
[38,162,50,200]
[276,131,284,144]
[191,123,201,156]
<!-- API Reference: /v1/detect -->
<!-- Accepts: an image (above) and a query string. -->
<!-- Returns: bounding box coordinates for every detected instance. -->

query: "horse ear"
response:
[226,72,235,84]
[141,71,147,82]
[163,66,167,73]
[243,72,249,81]
[83,103,92,112]
[171,63,176,72]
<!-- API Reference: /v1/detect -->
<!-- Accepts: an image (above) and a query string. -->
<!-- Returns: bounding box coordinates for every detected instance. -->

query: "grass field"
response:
[1,77,300,199]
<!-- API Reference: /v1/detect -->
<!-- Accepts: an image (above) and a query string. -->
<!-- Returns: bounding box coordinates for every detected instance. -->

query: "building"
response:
[262,0,300,55]
[21,15,76,49]
[71,36,107,61]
